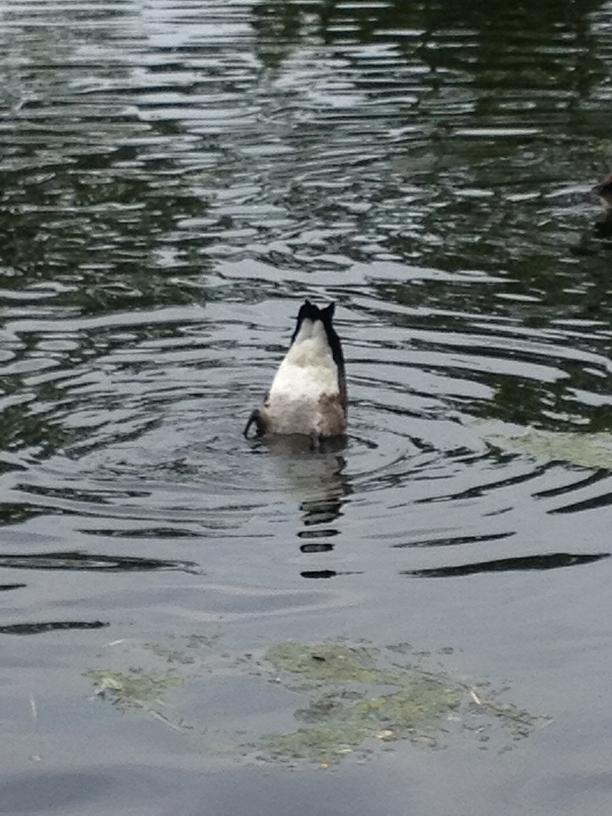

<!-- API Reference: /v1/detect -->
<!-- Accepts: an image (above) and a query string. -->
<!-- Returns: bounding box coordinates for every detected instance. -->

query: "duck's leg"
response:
[243,409,266,438]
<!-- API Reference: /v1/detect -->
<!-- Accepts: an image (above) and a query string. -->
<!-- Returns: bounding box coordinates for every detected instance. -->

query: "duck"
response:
[244,299,347,440]
[592,174,612,241]
[593,173,612,209]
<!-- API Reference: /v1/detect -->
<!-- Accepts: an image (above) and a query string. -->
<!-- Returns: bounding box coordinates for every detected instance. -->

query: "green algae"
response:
[266,641,381,685]
[85,634,547,766]
[86,668,183,709]
[260,641,462,762]
[264,723,369,761]
[508,429,612,470]
[478,420,612,470]
[352,679,461,725]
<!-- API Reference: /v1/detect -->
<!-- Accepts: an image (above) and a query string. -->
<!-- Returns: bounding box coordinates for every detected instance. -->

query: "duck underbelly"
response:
[264,390,345,437]
[263,336,346,437]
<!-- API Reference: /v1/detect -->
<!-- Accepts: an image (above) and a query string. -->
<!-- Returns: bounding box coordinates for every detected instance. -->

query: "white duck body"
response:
[244,301,347,439]
[264,317,344,436]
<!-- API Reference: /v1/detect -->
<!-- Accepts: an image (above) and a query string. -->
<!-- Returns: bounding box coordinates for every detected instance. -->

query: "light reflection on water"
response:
[1,0,612,812]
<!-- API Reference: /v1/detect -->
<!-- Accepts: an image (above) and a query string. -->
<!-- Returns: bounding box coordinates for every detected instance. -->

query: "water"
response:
[2,0,612,812]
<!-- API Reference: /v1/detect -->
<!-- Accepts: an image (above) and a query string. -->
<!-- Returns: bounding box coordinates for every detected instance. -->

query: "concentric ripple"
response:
[0,0,610,586]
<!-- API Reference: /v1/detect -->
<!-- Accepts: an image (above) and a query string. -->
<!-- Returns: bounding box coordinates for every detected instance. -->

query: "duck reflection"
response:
[263,434,353,577]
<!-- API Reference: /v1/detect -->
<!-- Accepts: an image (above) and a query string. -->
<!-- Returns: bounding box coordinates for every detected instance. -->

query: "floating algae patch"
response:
[266,641,381,685]
[86,668,183,709]
[84,634,548,765]
[85,632,244,736]
[259,641,465,763]
[508,429,612,470]
[477,420,612,470]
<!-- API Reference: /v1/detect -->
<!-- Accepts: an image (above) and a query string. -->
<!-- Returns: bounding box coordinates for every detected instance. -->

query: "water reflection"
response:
[0,0,609,582]
[300,568,362,579]
[0,0,209,316]
[299,453,351,530]
[0,551,200,573]
[392,531,514,549]
[0,620,108,635]
[254,434,352,570]
[403,551,610,578]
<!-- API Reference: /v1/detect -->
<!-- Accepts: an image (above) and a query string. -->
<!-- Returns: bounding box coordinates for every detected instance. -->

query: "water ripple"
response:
[2,2,612,810]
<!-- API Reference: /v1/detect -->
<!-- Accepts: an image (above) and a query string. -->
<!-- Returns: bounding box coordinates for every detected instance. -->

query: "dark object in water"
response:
[593,173,612,209]
[592,174,612,241]
[0,620,109,635]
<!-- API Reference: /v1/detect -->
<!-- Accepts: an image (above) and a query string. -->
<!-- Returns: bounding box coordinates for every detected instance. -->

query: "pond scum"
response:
[477,421,612,471]
[86,636,548,766]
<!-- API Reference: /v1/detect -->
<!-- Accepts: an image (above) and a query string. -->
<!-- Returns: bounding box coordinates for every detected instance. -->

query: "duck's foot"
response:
[243,409,266,438]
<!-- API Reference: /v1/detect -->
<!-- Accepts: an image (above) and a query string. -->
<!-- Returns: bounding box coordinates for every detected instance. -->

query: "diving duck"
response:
[244,300,347,440]
[592,174,612,240]
[593,173,612,209]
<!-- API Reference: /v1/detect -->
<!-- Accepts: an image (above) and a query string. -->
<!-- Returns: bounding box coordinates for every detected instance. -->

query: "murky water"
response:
[2,0,612,813]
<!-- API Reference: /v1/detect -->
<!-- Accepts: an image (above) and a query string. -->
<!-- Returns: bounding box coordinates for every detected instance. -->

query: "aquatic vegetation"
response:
[266,641,381,685]
[260,641,547,763]
[261,641,463,762]
[86,668,183,709]
[480,421,612,470]
[508,429,612,470]
[85,635,547,766]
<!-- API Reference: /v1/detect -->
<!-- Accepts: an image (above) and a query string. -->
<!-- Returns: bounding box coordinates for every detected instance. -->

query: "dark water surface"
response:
[2,0,612,813]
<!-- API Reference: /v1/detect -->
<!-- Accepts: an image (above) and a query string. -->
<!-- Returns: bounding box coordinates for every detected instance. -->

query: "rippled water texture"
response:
[2,1,612,813]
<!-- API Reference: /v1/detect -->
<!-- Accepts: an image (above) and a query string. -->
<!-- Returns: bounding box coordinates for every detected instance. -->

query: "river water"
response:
[2,1,612,813]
